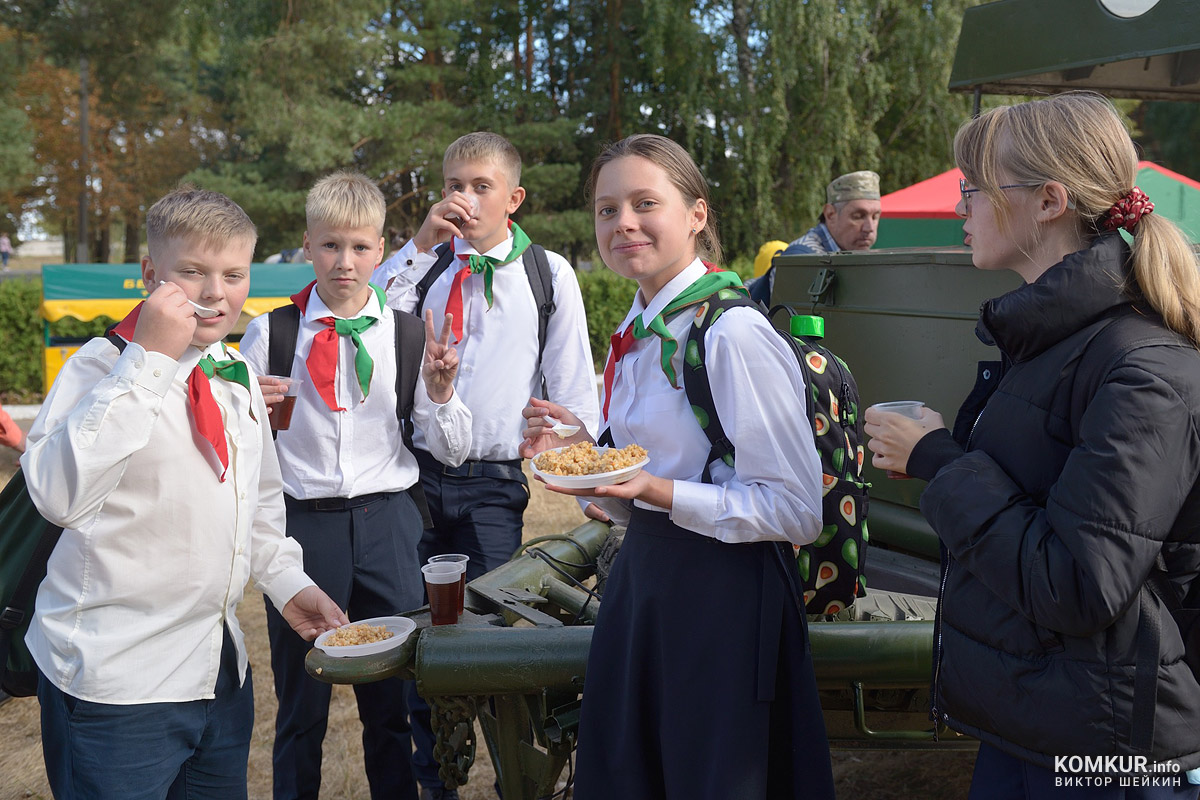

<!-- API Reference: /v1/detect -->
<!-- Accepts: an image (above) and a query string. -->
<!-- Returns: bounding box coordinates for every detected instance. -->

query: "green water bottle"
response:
[790,314,825,340]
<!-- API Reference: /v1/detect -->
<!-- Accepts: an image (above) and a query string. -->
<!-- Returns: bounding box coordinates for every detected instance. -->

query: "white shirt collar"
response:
[620,258,707,330]
[453,229,515,261]
[305,285,384,322]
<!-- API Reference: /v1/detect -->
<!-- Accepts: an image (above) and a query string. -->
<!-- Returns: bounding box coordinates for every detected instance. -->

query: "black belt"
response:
[285,492,393,512]
[414,450,526,483]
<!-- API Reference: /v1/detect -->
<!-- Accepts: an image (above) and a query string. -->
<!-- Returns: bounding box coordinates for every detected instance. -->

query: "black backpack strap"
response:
[522,244,556,369]
[393,309,424,451]
[267,304,301,380]
[683,294,807,482]
[393,309,434,530]
[266,305,301,441]
[413,243,458,317]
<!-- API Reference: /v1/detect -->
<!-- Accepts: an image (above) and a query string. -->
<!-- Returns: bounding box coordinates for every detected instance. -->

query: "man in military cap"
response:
[749,170,882,306]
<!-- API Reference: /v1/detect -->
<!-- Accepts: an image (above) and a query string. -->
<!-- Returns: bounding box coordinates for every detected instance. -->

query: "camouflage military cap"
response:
[826,171,881,204]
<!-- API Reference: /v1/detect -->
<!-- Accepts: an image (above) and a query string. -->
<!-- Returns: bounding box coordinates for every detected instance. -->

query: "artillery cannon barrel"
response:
[412,621,934,696]
[808,621,933,688]
[417,626,591,695]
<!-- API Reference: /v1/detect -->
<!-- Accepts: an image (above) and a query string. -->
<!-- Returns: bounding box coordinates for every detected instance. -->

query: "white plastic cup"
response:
[870,401,926,479]
[422,563,461,625]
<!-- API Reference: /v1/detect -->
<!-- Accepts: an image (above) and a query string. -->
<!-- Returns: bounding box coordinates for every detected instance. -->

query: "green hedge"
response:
[0,277,44,402]
[0,277,111,403]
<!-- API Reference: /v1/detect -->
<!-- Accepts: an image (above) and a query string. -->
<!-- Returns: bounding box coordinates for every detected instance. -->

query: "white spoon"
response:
[547,417,580,438]
[188,299,220,319]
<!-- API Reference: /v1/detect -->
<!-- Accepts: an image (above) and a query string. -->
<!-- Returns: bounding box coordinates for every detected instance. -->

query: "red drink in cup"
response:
[422,563,461,625]
[428,554,470,614]
[268,375,302,432]
[273,395,297,430]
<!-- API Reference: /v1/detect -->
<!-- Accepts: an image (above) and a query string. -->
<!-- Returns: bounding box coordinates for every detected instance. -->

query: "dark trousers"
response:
[265,490,424,800]
[573,508,834,800]
[410,449,529,790]
[969,743,1200,800]
[39,627,253,800]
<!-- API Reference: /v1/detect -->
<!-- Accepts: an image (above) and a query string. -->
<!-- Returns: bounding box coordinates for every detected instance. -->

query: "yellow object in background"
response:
[754,240,788,278]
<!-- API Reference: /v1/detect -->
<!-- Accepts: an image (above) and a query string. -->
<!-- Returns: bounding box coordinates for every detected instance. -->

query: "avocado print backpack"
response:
[682,291,869,615]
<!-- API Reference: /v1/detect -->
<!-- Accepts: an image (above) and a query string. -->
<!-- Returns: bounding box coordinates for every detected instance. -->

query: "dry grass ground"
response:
[0,445,976,799]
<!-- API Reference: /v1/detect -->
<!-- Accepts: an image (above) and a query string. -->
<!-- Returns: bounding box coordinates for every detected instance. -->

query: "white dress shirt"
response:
[22,338,314,704]
[385,234,599,462]
[598,259,824,545]
[240,287,472,500]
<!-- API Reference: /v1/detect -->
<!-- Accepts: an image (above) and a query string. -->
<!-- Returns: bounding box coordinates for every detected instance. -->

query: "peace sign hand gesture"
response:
[422,309,460,404]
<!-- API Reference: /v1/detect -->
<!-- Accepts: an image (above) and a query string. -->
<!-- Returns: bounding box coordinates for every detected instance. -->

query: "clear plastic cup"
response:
[428,554,470,614]
[870,401,925,479]
[267,376,303,431]
[422,563,462,625]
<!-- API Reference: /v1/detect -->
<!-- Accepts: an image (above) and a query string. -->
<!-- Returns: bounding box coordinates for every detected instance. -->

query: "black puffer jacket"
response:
[909,233,1200,769]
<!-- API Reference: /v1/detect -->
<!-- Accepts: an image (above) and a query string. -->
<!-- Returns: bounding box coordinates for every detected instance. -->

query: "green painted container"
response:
[772,247,1022,563]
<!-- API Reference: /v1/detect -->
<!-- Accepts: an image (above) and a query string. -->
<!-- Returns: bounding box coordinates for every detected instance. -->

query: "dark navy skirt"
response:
[573,508,835,800]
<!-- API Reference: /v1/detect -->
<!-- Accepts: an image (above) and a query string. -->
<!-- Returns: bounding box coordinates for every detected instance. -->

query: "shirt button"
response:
[134,361,143,369]
[240,491,246,500]
[153,368,162,378]
[406,259,414,266]
[236,546,244,555]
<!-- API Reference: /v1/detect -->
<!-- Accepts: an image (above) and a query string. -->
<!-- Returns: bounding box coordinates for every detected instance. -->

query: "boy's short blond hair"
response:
[443,132,522,189]
[146,186,257,259]
[306,171,387,234]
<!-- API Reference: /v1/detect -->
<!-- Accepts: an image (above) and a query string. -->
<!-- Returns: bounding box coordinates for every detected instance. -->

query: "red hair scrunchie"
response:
[1101,186,1154,233]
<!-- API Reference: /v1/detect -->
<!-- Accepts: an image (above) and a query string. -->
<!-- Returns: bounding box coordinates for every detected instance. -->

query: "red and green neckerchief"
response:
[602,265,746,420]
[112,304,251,481]
[445,220,532,342]
[292,281,386,412]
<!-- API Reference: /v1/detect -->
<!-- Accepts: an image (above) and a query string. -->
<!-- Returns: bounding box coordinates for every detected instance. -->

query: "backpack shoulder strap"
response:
[393,308,425,448]
[265,304,302,441]
[522,244,556,368]
[392,309,435,529]
[101,324,128,353]
[267,304,301,379]
[682,294,808,481]
[414,243,458,317]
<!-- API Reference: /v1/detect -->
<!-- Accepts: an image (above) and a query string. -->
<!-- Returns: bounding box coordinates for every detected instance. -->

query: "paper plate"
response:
[313,616,417,658]
[530,446,650,490]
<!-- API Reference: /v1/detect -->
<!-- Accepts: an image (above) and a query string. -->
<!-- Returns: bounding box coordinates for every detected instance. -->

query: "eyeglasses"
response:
[958,178,1044,214]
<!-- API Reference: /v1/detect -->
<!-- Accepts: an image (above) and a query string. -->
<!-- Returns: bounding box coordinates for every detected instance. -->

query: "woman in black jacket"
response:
[866,92,1200,799]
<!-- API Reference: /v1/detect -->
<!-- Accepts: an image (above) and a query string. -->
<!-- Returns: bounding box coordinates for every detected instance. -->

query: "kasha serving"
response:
[533,441,648,476]
[322,623,394,647]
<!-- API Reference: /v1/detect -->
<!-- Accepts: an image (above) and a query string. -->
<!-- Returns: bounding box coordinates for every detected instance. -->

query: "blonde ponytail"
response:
[1130,212,1200,347]
[955,91,1200,348]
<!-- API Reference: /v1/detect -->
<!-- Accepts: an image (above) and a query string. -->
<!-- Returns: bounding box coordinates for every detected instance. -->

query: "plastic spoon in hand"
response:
[547,417,580,438]
[188,299,220,319]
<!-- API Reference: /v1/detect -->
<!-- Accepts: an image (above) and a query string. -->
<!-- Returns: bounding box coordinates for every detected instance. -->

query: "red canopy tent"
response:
[876,162,1200,248]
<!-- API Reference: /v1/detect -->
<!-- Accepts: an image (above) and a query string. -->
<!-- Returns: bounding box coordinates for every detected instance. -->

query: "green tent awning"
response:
[950,0,1200,101]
